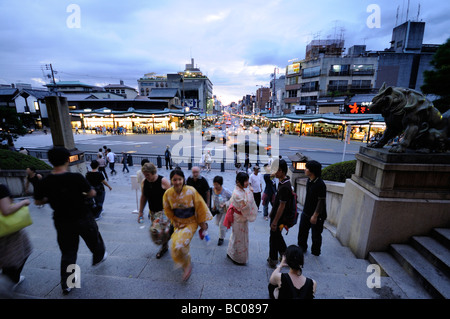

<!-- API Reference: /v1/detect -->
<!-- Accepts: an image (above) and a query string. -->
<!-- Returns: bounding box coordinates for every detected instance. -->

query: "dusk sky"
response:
[1,0,449,105]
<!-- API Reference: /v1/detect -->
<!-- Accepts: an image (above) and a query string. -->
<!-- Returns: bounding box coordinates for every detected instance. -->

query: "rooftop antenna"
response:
[396,5,400,26]
[417,3,421,21]
[406,0,410,21]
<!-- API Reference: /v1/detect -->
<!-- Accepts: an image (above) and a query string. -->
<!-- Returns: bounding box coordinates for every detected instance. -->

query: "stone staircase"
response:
[369,228,450,299]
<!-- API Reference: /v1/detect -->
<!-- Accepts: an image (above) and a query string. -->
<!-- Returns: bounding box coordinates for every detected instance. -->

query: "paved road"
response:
[16,130,365,166]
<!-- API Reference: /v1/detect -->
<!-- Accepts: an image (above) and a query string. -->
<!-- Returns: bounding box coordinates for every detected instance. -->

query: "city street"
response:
[16,130,365,166]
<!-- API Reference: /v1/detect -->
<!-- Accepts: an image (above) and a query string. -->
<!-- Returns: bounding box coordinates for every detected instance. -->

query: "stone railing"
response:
[0,170,51,198]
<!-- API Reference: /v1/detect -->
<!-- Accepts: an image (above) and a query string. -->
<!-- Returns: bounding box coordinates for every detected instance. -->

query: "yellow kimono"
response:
[163,185,212,268]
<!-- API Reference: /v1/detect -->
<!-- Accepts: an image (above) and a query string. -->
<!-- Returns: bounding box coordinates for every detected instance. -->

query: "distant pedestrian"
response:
[24,166,42,195]
[106,148,117,175]
[262,164,276,221]
[163,169,212,281]
[204,150,212,172]
[186,166,210,207]
[268,245,316,299]
[121,152,130,173]
[0,184,32,291]
[34,147,107,295]
[297,160,327,256]
[19,147,28,155]
[223,172,258,265]
[249,165,262,212]
[211,176,232,246]
[86,160,112,220]
[244,153,251,174]
[164,145,173,170]
[97,154,108,181]
[138,163,171,259]
[267,159,291,268]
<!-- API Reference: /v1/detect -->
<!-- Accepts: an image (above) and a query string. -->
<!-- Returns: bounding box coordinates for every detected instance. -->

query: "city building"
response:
[138,58,213,113]
[375,20,439,91]
[255,87,270,112]
[282,20,439,115]
[104,80,138,99]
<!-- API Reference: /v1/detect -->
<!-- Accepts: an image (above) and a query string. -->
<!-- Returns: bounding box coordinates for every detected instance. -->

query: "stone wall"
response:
[296,177,345,228]
[0,170,51,197]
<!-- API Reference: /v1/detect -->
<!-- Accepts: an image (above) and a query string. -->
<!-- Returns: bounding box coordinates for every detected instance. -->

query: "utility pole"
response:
[45,63,59,96]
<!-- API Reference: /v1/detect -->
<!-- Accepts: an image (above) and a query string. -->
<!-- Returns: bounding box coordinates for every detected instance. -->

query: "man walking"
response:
[267,159,291,268]
[297,160,327,256]
[121,152,130,173]
[164,145,173,170]
[249,165,262,212]
[106,148,117,175]
[34,147,107,295]
[186,166,210,207]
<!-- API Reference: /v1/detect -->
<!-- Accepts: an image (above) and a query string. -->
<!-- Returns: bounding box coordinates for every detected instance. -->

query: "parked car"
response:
[230,140,271,155]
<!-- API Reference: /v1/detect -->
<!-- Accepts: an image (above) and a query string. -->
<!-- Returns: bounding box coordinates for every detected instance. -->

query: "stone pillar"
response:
[44,96,87,175]
[336,146,450,258]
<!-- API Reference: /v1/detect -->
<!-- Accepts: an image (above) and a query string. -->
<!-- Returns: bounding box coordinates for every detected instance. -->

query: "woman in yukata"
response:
[224,172,258,265]
[163,169,212,281]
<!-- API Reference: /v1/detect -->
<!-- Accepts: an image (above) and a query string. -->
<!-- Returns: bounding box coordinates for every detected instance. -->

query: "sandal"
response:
[182,264,192,281]
[156,245,168,259]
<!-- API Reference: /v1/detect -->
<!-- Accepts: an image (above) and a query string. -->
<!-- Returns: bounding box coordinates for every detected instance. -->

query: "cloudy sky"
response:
[0,0,449,105]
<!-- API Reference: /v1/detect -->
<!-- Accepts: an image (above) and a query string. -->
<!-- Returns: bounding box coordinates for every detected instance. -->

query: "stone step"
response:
[368,252,432,299]
[411,236,450,277]
[432,228,450,249]
[390,244,450,299]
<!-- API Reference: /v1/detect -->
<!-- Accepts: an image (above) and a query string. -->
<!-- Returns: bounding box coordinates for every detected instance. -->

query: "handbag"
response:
[0,206,33,238]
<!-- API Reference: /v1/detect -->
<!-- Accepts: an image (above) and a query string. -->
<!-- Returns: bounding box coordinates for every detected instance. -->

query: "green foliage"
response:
[322,160,356,183]
[0,149,52,170]
[421,38,450,114]
[0,107,28,138]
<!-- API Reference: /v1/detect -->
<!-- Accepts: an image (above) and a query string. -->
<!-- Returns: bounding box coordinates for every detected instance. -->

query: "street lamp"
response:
[184,106,190,128]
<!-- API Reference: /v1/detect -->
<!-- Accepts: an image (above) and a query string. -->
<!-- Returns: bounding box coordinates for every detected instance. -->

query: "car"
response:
[230,140,272,156]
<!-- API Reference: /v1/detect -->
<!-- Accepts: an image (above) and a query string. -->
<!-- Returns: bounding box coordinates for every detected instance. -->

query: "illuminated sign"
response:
[347,102,371,114]
[287,63,300,75]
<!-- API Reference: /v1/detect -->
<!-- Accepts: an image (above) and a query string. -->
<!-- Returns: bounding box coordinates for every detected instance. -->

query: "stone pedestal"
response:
[336,146,450,258]
[44,96,86,175]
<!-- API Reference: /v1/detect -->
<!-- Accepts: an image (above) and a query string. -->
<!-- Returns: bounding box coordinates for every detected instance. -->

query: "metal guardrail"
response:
[26,148,297,172]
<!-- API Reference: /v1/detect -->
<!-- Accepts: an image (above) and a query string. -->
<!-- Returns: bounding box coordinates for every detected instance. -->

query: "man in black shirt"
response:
[186,166,210,207]
[267,159,291,268]
[297,160,327,256]
[34,147,107,295]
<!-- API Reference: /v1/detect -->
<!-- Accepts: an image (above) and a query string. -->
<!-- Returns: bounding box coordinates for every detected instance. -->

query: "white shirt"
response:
[106,152,115,163]
[249,173,262,193]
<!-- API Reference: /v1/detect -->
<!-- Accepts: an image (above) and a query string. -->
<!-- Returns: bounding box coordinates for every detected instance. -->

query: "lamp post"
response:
[184,106,190,129]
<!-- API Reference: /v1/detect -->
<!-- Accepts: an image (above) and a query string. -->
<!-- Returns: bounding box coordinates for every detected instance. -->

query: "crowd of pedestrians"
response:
[1,141,327,300]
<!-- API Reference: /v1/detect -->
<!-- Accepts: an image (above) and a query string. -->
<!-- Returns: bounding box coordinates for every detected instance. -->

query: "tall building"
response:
[284,40,378,114]
[137,58,213,112]
[375,20,439,91]
[255,87,270,111]
[282,20,438,115]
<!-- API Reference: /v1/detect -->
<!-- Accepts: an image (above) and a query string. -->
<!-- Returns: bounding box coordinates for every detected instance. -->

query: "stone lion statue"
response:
[368,83,450,153]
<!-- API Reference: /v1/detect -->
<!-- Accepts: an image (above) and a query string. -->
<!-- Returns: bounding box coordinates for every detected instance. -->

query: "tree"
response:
[0,107,28,142]
[421,38,450,114]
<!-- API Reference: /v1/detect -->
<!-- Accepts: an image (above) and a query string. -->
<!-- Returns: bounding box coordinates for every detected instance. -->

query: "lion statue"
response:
[368,83,450,153]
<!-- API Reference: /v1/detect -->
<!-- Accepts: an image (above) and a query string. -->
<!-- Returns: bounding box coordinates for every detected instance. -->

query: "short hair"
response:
[236,172,249,187]
[306,160,322,177]
[271,159,288,174]
[141,162,157,175]
[27,166,37,172]
[48,147,70,167]
[285,245,304,271]
[213,175,223,185]
[90,160,99,169]
[140,158,150,166]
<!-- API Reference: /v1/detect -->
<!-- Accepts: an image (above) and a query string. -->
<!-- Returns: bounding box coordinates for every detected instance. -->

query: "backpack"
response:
[280,187,299,233]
